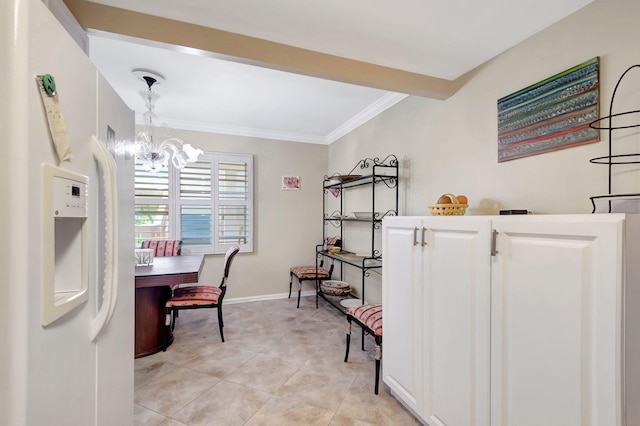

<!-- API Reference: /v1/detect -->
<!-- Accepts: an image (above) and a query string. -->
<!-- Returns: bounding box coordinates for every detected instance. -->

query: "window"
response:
[134,152,253,254]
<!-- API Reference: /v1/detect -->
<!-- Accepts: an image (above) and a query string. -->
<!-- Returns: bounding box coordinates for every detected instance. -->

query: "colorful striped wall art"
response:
[497,57,600,162]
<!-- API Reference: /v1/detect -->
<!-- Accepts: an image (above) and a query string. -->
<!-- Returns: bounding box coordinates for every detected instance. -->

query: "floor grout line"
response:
[134,296,420,426]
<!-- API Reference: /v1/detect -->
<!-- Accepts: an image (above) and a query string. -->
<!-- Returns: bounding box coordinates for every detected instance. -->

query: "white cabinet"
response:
[383,214,640,426]
[490,215,639,426]
[382,216,492,425]
[382,217,425,416]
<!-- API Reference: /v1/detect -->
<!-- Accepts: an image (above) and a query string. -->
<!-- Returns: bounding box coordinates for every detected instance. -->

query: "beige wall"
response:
[329,0,640,303]
[331,0,640,216]
[142,0,640,303]
[147,128,328,300]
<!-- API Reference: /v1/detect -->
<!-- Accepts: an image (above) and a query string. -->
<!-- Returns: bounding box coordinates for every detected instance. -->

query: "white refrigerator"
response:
[1,0,135,424]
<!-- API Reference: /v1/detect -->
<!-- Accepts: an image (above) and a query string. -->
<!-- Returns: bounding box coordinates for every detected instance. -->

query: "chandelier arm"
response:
[158,137,186,150]
[157,140,187,170]
[157,141,179,156]
[133,70,202,172]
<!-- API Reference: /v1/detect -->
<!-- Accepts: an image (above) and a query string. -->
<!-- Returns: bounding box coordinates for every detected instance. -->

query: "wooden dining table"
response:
[134,255,204,358]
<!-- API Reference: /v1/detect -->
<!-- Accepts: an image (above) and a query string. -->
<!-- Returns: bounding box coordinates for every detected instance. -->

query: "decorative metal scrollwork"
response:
[324,210,343,227]
[325,154,399,179]
[375,176,397,188]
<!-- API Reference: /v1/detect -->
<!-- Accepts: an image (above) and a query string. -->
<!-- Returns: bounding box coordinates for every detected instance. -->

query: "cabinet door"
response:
[491,216,623,426]
[423,217,492,426]
[382,217,425,417]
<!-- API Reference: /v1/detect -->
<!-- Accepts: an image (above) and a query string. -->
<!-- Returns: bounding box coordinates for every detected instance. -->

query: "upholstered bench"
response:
[344,304,383,394]
[289,263,333,308]
[141,240,183,292]
[141,239,182,257]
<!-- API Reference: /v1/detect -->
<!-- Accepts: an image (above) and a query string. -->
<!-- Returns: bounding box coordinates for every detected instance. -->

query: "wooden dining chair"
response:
[289,261,334,309]
[163,245,240,349]
[289,237,339,308]
[344,304,383,394]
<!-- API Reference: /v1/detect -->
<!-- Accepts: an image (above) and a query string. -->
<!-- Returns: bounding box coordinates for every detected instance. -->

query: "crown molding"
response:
[135,92,409,145]
[326,92,408,143]
[135,116,328,144]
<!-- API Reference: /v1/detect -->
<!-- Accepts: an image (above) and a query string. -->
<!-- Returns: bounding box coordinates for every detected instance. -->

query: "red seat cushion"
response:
[166,286,222,307]
[347,304,382,336]
[290,265,330,279]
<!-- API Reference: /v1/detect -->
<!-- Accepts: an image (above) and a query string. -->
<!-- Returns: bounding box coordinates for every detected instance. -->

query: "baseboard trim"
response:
[225,290,316,305]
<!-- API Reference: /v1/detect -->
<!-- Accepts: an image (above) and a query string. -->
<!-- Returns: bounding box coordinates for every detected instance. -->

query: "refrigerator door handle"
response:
[90,136,119,341]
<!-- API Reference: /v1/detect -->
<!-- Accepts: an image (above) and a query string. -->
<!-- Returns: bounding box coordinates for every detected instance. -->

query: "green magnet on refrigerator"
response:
[42,74,56,96]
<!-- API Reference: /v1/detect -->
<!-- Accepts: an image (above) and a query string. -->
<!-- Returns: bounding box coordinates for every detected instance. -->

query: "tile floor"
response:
[134,295,420,425]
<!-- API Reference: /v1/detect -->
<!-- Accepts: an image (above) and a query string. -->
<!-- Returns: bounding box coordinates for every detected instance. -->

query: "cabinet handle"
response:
[413,227,419,246]
[491,229,498,256]
[421,227,428,246]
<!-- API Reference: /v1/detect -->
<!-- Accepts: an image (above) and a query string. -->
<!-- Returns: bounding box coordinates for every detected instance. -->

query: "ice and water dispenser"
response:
[41,164,89,326]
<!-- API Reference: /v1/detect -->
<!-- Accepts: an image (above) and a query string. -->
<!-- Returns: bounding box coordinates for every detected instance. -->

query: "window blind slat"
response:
[135,154,252,253]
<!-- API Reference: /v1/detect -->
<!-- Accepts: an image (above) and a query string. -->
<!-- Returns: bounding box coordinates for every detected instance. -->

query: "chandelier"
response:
[133,70,203,172]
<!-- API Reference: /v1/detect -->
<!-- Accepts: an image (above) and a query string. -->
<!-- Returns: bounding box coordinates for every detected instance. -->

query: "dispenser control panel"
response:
[41,164,90,326]
[52,176,87,218]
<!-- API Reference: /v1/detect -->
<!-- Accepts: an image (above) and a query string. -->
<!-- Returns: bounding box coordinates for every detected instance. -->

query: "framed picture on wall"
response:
[497,57,600,162]
[282,176,300,190]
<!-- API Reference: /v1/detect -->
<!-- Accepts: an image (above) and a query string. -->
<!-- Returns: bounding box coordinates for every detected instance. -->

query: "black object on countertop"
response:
[499,209,529,215]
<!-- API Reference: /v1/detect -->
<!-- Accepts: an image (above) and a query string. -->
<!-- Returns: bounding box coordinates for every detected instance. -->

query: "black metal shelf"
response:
[318,155,398,314]
[324,174,398,190]
[317,292,359,315]
[589,65,640,213]
[317,249,382,269]
[323,209,398,227]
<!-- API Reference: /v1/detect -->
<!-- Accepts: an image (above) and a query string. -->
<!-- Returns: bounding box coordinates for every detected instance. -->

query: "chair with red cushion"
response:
[289,262,334,309]
[163,245,240,349]
[289,238,339,308]
[344,304,383,394]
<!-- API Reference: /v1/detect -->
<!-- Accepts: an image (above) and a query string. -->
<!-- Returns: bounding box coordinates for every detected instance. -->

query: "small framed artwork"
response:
[282,176,300,190]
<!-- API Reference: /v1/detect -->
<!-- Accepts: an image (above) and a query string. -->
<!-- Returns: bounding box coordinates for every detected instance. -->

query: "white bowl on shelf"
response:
[340,298,362,308]
[352,212,378,220]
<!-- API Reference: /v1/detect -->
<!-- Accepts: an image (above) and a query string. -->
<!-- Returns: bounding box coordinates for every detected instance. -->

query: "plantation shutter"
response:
[214,154,253,252]
[179,162,212,246]
[134,165,170,245]
[134,152,253,254]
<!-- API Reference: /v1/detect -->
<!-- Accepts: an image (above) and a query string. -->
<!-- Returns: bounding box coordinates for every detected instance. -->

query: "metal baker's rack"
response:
[589,64,640,213]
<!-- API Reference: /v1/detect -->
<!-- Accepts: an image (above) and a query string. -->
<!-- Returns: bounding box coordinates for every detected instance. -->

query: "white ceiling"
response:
[85,0,593,144]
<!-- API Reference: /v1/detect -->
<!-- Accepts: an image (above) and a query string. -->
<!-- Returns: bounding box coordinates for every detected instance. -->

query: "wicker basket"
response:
[320,280,351,296]
[429,193,468,216]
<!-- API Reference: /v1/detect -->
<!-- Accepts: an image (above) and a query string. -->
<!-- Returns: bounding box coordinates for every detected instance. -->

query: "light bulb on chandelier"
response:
[133,70,203,172]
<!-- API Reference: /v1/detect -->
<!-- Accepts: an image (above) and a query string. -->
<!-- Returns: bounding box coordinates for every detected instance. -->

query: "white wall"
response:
[329,0,640,304]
